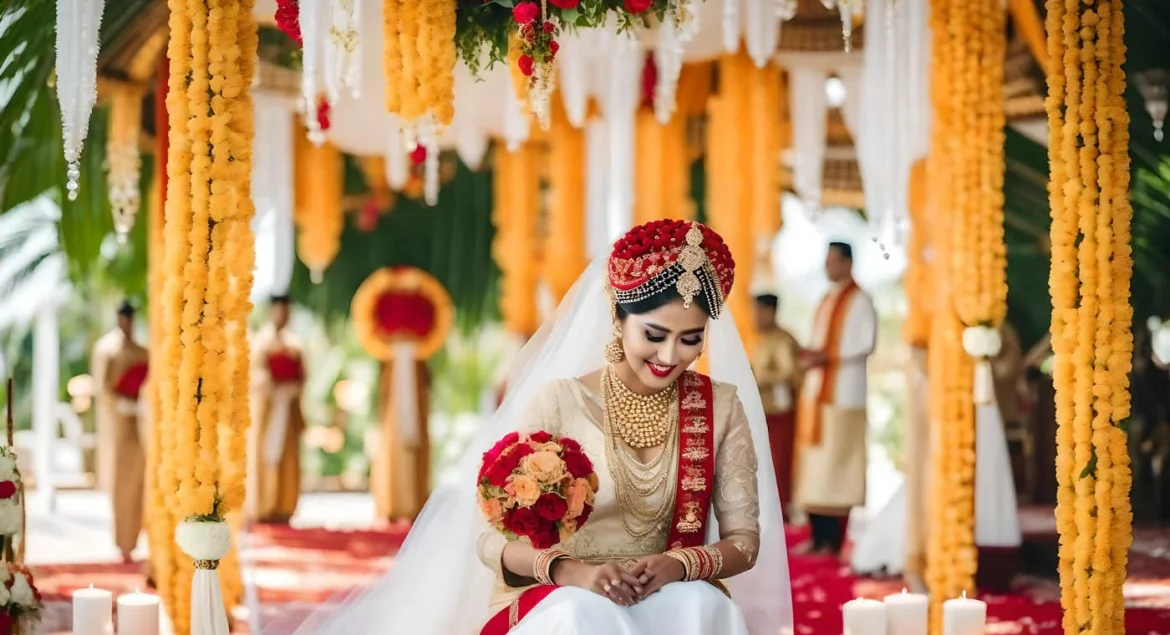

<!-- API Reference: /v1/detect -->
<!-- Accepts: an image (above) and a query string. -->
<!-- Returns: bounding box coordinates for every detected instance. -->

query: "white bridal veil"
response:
[272,260,792,635]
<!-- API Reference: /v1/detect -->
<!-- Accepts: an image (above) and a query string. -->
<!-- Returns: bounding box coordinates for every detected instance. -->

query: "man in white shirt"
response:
[794,242,878,555]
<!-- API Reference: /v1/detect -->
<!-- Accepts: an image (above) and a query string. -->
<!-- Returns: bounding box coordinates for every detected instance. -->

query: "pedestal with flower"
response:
[0,385,44,635]
[352,267,454,520]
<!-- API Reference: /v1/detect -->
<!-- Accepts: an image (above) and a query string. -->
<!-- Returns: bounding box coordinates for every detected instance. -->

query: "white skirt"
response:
[509,582,751,635]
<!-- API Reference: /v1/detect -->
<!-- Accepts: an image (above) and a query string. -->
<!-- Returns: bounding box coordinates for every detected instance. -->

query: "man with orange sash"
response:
[794,242,877,555]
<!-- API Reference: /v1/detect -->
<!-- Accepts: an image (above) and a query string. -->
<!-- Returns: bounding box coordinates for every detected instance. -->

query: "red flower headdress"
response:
[607,220,736,318]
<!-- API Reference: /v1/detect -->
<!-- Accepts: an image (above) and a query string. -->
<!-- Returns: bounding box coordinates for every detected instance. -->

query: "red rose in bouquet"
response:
[113,362,148,400]
[268,350,303,383]
[477,431,600,549]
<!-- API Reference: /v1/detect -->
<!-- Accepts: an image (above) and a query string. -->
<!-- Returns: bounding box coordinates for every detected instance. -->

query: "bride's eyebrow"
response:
[644,323,705,336]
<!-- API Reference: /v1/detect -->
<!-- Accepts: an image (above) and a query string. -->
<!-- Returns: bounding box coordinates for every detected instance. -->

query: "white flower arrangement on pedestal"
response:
[962,325,1002,406]
[1148,316,1170,367]
[0,448,23,543]
[0,562,45,632]
[176,518,233,635]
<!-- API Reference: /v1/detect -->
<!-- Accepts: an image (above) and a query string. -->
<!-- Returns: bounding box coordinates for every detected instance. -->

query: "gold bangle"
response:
[534,548,574,586]
[666,546,723,582]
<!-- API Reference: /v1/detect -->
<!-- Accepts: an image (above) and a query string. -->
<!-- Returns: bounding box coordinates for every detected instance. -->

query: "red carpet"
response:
[28,523,1170,634]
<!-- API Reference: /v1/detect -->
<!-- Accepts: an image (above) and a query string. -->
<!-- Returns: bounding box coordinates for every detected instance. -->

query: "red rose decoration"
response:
[275,0,302,44]
[529,430,553,444]
[409,144,427,165]
[548,40,560,58]
[506,507,541,535]
[518,54,534,77]
[530,523,560,549]
[316,97,331,131]
[535,493,568,522]
[563,449,594,479]
[113,362,149,400]
[624,0,653,13]
[549,0,580,8]
[0,610,11,634]
[373,291,437,338]
[0,482,15,500]
[480,432,521,477]
[513,2,540,23]
[560,437,581,453]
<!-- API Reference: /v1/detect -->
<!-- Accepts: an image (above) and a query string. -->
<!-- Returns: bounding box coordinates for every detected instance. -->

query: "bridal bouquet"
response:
[477,431,599,549]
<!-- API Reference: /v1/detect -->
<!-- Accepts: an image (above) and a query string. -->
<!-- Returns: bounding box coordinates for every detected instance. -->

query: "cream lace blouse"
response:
[476,377,761,615]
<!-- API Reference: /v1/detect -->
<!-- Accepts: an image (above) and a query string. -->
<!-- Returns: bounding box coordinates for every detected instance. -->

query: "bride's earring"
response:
[605,325,625,364]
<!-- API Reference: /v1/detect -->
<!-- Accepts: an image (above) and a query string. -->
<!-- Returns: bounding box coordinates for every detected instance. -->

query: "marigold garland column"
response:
[545,99,587,302]
[1045,1,1133,633]
[493,143,540,337]
[156,0,257,631]
[293,127,344,282]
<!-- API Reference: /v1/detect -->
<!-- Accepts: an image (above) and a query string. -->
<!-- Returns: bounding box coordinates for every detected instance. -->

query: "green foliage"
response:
[455,0,669,74]
[288,158,500,335]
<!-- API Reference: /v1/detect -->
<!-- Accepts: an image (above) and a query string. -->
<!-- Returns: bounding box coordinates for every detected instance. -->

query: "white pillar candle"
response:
[942,591,987,635]
[72,584,112,635]
[842,597,887,635]
[117,589,160,635]
[884,588,928,635]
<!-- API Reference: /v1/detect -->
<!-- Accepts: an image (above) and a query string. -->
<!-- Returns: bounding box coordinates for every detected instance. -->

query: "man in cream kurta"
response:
[91,301,149,563]
[794,242,877,555]
[246,296,306,524]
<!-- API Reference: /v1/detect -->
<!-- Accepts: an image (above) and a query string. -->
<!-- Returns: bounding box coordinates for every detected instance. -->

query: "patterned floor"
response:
[29,520,1170,634]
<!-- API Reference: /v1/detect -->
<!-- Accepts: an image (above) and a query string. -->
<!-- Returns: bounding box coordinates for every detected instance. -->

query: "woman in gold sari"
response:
[287,221,790,635]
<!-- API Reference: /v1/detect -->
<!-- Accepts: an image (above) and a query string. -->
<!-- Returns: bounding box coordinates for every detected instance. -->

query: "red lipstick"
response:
[645,361,677,378]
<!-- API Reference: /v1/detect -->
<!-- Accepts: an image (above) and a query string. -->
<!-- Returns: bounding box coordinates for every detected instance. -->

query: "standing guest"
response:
[793,242,877,556]
[91,301,149,563]
[751,293,802,511]
[246,295,306,524]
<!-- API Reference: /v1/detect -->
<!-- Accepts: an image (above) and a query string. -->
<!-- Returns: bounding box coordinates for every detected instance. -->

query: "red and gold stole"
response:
[795,280,860,446]
[480,371,718,634]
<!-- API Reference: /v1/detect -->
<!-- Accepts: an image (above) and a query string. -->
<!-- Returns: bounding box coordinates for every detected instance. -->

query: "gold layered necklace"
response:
[601,365,679,537]
[601,365,677,449]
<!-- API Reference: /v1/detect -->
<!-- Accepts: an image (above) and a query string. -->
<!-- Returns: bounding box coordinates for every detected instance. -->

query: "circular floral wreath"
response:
[352,267,454,361]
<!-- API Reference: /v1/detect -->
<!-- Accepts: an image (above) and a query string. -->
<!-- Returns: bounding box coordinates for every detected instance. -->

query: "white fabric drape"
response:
[32,304,60,507]
[599,30,641,245]
[54,0,105,199]
[322,0,362,103]
[585,121,611,263]
[298,0,327,143]
[789,67,828,209]
[509,584,751,635]
[848,0,932,236]
[252,92,296,297]
[974,404,1022,547]
[392,342,420,447]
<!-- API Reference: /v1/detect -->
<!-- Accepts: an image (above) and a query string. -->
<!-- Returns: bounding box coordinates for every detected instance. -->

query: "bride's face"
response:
[619,298,709,392]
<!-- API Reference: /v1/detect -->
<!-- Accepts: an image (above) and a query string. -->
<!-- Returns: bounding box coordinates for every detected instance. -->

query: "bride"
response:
[283,220,791,635]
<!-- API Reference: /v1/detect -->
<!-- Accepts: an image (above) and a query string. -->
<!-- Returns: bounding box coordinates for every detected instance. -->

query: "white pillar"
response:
[32,302,59,509]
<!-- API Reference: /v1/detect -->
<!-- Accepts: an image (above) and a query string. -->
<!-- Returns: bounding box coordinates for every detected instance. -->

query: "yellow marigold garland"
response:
[293,129,344,280]
[545,98,587,302]
[1045,1,1133,634]
[924,0,978,628]
[493,143,540,337]
[383,0,456,126]
[705,51,756,353]
[902,160,930,348]
[155,0,256,630]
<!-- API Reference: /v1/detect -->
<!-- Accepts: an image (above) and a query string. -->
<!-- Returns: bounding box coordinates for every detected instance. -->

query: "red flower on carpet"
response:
[113,362,148,400]
[268,351,303,383]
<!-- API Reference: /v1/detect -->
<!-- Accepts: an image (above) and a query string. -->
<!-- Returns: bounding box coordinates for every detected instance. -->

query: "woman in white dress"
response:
[282,220,791,635]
